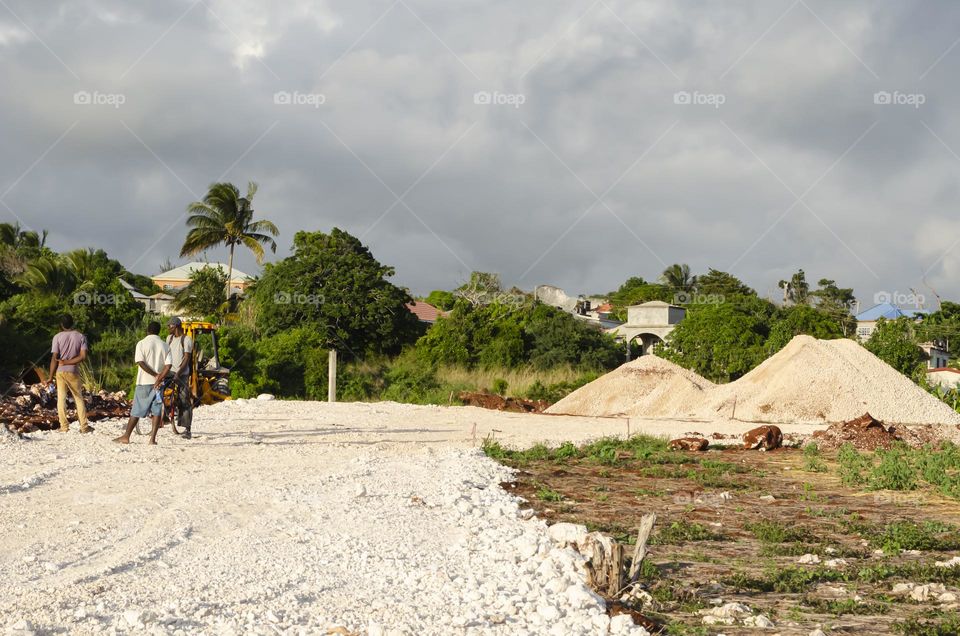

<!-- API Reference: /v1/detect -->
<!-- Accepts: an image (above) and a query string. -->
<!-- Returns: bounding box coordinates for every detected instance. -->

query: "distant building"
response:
[920,340,951,370]
[406,301,444,324]
[118,278,176,315]
[534,284,622,330]
[152,262,252,295]
[854,302,930,341]
[927,367,960,390]
[611,301,686,357]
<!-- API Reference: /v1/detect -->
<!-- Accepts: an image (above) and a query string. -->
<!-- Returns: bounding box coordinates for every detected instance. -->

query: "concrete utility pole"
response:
[328,349,337,402]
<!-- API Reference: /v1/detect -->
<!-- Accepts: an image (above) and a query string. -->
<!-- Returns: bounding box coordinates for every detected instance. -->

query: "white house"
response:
[610,301,686,357]
[152,262,252,295]
[118,278,176,315]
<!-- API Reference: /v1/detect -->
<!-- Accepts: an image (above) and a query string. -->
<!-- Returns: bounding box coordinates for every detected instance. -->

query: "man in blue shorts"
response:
[113,321,171,445]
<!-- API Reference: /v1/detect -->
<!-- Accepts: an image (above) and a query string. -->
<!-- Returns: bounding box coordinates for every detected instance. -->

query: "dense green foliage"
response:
[253,228,420,356]
[865,317,926,377]
[174,265,228,318]
[416,301,622,370]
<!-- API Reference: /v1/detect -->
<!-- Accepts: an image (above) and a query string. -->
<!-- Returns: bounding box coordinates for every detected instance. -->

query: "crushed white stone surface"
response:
[2,400,657,635]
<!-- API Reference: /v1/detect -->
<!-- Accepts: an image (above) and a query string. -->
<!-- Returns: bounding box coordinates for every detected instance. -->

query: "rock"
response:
[668,437,709,451]
[809,630,827,636]
[935,555,960,568]
[547,522,588,547]
[9,619,36,635]
[938,592,958,603]
[354,484,366,497]
[744,614,775,628]
[824,558,847,568]
[759,494,776,503]
[123,610,143,627]
[798,554,821,564]
[609,614,635,634]
[891,583,915,595]
[911,583,946,602]
[743,425,783,450]
[256,394,276,401]
[700,601,752,624]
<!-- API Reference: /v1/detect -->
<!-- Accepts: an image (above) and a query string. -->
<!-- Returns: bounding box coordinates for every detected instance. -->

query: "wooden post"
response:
[328,349,337,402]
[628,513,657,584]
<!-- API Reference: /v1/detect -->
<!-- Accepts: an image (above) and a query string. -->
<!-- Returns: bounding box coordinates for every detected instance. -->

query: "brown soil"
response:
[457,391,549,413]
[500,448,960,635]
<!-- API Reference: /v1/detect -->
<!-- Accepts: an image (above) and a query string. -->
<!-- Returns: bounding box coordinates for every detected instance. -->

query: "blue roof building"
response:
[855,302,931,342]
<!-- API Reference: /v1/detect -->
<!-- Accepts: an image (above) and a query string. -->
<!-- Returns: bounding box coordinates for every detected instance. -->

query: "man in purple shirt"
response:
[48,314,92,433]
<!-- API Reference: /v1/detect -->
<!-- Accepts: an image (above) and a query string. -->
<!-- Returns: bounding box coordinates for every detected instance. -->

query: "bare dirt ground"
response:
[501,444,960,635]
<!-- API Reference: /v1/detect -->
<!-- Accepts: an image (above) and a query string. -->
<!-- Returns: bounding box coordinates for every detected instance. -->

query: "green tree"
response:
[180,181,279,298]
[696,269,757,299]
[607,276,673,319]
[865,317,925,377]
[811,278,856,335]
[174,266,229,317]
[659,263,697,292]
[778,269,810,305]
[253,228,419,356]
[659,297,775,382]
[766,304,844,353]
[424,290,456,310]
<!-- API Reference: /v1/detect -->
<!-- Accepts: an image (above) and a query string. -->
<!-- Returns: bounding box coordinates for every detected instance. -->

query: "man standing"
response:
[113,322,171,445]
[48,314,92,433]
[166,317,194,439]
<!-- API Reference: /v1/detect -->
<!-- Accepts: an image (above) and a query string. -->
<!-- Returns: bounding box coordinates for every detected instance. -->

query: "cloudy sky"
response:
[2,0,959,307]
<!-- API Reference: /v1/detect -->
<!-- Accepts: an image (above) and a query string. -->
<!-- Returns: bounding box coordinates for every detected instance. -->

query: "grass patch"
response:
[724,565,846,593]
[652,520,725,544]
[843,519,960,554]
[745,519,819,544]
[893,612,960,636]
[801,597,889,616]
[803,443,828,473]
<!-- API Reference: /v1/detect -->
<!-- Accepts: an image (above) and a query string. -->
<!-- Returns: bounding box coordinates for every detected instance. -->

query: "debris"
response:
[798,554,821,565]
[936,556,960,568]
[743,425,783,450]
[811,412,906,451]
[1,383,129,433]
[457,392,548,413]
[668,437,709,451]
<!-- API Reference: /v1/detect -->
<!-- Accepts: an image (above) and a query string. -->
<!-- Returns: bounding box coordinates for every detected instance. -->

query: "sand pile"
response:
[704,336,960,426]
[548,336,960,432]
[545,356,715,418]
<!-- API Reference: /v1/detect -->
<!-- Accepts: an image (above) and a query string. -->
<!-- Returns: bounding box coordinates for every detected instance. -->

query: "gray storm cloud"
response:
[1,0,959,304]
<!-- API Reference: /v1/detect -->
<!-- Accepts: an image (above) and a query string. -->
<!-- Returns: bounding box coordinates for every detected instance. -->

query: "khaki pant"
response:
[56,371,89,431]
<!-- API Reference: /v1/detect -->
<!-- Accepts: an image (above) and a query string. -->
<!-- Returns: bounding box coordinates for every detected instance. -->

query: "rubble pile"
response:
[457,391,549,413]
[1,383,129,434]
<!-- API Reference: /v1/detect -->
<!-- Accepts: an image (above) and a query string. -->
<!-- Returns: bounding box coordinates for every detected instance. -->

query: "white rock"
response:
[354,484,367,497]
[798,553,821,564]
[123,610,142,626]
[824,558,847,568]
[938,592,958,603]
[910,583,947,602]
[935,556,960,568]
[547,523,588,547]
[758,494,776,502]
[809,630,827,636]
[256,394,276,401]
[609,614,635,634]
[744,614,775,628]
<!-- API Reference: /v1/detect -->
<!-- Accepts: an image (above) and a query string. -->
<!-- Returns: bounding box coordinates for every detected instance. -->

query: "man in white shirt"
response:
[166,316,195,438]
[113,321,171,445]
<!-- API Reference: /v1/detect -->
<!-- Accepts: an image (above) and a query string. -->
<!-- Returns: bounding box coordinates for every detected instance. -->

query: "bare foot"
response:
[112,436,130,444]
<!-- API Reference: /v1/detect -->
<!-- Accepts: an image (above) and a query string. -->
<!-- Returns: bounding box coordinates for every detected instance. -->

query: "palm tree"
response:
[180,182,279,298]
[17,255,78,296]
[659,263,697,291]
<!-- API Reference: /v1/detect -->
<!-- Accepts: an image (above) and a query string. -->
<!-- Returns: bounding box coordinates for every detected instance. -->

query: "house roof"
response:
[117,277,149,299]
[928,367,960,374]
[407,301,442,323]
[855,302,929,322]
[594,303,613,313]
[153,262,251,282]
